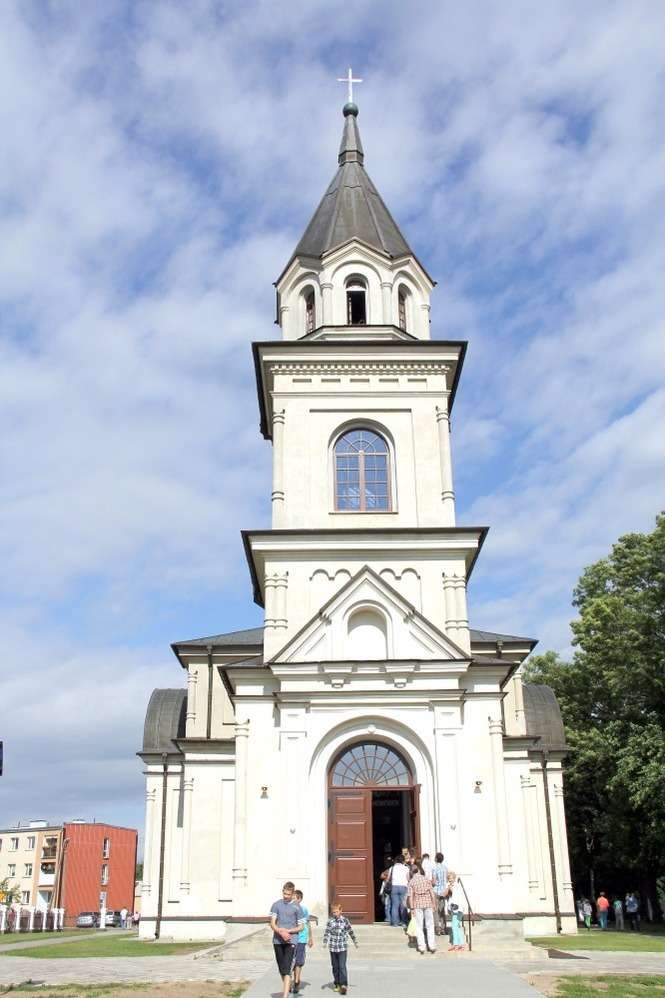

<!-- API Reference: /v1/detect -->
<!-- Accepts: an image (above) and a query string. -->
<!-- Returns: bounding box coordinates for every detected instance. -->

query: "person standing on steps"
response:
[291,889,314,994]
[323,902,358,995]
[407,861,437,954]
[379,854,393,923]
[446,871,467,951]
[388,853,409,926]
[269,881,304,998]
[421,852,434,881]
[432,852,449,937]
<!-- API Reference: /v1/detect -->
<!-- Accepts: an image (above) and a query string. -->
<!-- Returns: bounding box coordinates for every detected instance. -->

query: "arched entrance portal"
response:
[328,741,420,923]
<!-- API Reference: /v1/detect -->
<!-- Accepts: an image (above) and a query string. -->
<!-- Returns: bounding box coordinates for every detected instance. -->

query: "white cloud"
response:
[1,0,664,831]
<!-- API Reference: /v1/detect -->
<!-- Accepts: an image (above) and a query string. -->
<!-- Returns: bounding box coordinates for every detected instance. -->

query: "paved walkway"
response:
[1,945,664,994]
[244,956,541,997]
[0,954,270,987]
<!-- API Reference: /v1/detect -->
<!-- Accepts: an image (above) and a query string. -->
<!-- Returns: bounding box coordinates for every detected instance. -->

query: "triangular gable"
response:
[270,565,469,664]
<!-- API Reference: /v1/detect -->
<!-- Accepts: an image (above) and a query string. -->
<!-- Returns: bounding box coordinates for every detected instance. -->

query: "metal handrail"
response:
[457,877,473,952]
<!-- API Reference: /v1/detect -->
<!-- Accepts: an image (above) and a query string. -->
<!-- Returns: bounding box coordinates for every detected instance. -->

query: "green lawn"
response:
[529,929,665,953]
[550,976,665,997]
[1,929,97,942]
[0,934,217,958]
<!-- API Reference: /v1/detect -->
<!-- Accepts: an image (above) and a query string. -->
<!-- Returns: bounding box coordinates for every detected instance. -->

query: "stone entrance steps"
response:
[216,923,537,962]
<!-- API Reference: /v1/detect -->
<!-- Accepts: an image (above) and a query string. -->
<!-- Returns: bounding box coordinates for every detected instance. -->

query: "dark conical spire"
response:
[338,103,364,164]
[289,103,413,264]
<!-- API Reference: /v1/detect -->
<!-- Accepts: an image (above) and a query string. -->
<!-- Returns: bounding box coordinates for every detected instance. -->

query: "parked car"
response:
[104,910,121,927]
[76,911,98,928]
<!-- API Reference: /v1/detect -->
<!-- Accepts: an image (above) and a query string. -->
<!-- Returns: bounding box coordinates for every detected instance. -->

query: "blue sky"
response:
[2,0,665,842]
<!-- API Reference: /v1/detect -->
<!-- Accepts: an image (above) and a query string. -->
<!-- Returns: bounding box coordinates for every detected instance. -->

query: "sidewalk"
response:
[0,954,269,987]
[243,956,542,997]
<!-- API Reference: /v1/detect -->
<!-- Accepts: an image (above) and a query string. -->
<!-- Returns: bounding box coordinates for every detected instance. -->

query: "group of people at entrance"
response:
[577,891,642,931]
[269,881,357,998]
[380,848,466,953]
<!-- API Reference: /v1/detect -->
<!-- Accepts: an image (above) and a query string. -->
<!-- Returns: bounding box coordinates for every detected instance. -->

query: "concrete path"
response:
[243,956,542,997]
[0,955,270,987]
[500,948,665,980]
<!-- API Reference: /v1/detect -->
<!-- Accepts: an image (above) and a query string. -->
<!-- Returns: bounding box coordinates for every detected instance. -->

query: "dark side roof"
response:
[142,689,186,754]
[173,624,534,649]
[523,683,567,751]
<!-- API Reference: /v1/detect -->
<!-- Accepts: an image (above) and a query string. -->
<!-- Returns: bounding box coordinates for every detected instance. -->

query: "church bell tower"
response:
[246,97,484,663]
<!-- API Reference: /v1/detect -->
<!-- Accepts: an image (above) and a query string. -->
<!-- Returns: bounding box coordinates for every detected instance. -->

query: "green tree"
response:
[524,513,665,911]
[0,877,21,904]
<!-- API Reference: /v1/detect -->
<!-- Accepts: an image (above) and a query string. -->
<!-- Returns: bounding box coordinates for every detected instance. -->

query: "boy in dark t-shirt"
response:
[269,881,304,998]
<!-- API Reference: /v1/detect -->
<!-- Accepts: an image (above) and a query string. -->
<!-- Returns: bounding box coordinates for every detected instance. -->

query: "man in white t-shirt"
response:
[388,855,409,927]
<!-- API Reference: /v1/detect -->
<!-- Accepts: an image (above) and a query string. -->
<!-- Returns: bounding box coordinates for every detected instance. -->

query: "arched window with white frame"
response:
[334,427,392,511]
[303,286,315,334]
[346,275,367,325]
[397,284,409,331]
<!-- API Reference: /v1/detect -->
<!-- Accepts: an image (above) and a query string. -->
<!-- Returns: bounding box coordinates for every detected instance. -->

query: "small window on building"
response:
[398,286,408,331]
[304,288,315,334]
[21,890,30,904]
[26,836,35,850]
[10,837,19,851]
[101,864,109,885]
[102,837,110,859]
[346,277,367,325]
[334,428,391,511]
[0,838,3,851]
[24,863,33,877]
[8,864,16,877]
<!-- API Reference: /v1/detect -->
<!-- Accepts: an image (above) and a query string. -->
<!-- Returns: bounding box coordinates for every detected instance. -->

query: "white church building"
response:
[139,95,575,942]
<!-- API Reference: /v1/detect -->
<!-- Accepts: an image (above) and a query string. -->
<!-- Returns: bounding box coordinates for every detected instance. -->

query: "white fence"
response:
[0,905,65,933]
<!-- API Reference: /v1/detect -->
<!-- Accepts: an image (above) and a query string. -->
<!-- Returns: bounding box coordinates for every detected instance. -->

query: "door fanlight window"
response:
[330,741,411,787]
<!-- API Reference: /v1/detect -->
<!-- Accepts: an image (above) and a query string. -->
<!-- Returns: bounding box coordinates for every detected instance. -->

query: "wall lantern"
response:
[474,781,483,794]
[260,786,269,799]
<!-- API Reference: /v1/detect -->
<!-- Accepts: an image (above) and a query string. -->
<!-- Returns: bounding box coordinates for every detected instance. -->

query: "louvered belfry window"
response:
[330,742,412,787]
[334,428,391,511]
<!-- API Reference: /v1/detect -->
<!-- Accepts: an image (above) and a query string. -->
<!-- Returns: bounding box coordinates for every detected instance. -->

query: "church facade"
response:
[139,99,575,941]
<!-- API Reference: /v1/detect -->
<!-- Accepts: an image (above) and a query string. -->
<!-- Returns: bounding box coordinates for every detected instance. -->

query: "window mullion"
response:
[359,450,366,511]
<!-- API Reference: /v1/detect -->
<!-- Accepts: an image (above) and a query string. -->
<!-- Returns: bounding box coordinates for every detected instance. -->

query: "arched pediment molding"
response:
[308,714,434,789]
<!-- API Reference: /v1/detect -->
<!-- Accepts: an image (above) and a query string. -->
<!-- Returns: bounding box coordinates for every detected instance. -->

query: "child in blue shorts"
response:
[292,889,314,993]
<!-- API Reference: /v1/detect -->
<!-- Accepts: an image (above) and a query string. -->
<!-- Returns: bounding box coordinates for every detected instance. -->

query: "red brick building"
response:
[57,822,137,925]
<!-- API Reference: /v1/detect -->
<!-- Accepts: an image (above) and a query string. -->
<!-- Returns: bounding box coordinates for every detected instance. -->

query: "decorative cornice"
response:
[268,361,451,378]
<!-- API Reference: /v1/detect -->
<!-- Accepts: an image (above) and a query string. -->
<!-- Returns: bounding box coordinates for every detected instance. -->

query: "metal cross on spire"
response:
[337,67,363,104]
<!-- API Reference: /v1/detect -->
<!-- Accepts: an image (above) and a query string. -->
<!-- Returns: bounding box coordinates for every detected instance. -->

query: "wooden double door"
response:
[328,786,420,923]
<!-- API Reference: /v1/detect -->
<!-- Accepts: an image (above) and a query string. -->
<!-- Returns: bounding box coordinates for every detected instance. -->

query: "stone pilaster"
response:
[232,720,250,886]
[488,717,513,881]
[435,402,455,523]
[271,409,286,526]
[180,776,194,894]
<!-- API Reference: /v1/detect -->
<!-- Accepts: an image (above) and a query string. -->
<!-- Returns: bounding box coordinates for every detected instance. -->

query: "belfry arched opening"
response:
[328,740,419,923]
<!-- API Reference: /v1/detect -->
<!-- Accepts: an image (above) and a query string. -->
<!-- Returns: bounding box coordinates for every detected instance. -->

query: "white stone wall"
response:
[266,354,457,532]
[142,672,576,939]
